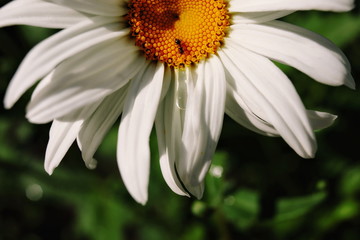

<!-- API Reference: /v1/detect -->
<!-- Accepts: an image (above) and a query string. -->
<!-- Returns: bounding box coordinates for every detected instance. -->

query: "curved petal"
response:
[44,102,100,175]
[229,0,354,12]
[178,55,227,198]
[308,110,337,131]
[47,0,125,16]
[77,84,129,168]
[225,81,279,136]
[26,39,144,123]
[117,63,164,205]
[45,120,82,175]
[155,69,190,197]
[230,21,355,88]
[218,45,317,158]
[227,82,338,135]
[0,0,87,28]
[4,16,123,109]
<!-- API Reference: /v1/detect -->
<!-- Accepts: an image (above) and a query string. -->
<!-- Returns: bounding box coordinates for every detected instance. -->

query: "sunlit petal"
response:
[230,21,355,88]
[0,0,87,28]
[178,56,226,197]
[117,63,164,204]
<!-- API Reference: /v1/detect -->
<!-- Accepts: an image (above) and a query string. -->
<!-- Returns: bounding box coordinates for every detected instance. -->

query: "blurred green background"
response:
[1,1,360,239]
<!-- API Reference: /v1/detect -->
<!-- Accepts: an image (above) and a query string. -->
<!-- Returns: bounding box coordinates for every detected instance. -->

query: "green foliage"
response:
[1,2,360,240]
[222,189,260,230]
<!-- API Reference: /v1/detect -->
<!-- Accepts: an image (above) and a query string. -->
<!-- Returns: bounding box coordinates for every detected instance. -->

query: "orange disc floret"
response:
[127,0,230,68]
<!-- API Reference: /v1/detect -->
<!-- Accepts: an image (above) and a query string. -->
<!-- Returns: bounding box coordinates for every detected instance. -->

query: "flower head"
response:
[0,0,355,204]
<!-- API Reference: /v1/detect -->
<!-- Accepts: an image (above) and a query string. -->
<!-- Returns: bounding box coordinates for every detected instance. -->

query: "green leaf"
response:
[222,189,260,230]
[274,191,327,222]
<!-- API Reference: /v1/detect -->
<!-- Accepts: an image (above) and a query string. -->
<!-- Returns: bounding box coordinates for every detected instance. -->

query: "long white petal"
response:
[155,69,189,197]
[117,63,164,205]
[178,56,226,198]
[230,21,355,88]
[77,84,129,168]
[229,0,354,12]
[4,16,123,109]
[218,45,317,158]
[0,0,87,28]
[26,39,144,123]
[44,102,100,174]
[47,0,125,16]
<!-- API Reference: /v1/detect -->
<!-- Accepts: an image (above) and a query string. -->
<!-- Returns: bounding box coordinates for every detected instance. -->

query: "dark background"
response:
[1,1,360,239]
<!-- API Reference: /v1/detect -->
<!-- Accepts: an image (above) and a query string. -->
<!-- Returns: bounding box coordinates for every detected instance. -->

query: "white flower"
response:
[0,0,355,204]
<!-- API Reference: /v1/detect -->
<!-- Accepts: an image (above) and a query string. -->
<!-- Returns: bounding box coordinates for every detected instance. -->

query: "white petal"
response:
[117,63,164,205]
[307,110,337,130]
[159,67,171,101]
[26,39,144,123]
[227,84,338,135]
[229,0,354,12]
[230,21,355,88]
[47,0,125,16]
[4,16,123,109]
[44,102,100,174]
[231,11,294,24]
[155,69,189,197]
[225,82,279,136]
[77,84,129,168]
[45,120,81,175]
[178,56,227,198]
[218,45,317,158]
[0,0,87,28]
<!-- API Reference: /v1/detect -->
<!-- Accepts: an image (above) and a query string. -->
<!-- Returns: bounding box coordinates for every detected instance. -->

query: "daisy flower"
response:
[0,0,355,204]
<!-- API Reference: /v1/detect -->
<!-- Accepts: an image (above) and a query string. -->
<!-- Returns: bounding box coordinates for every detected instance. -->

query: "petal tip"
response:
[133,194,148,205]
[45,165,54,175]
[302,145,317,159]
[191,189,204,200]
[3,95,14,109]
[85,158,98,170]
[26,111,51,124]
[346,2,356,11]
[294,138,317,159]
[184,182,204,199]
[139,200,147,206]
[307,152,316,159]
[345,75,356,90]
[329,114,338,122]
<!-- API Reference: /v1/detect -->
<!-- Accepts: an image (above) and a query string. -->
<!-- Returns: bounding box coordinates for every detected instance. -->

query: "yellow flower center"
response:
[127,0,230,68]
